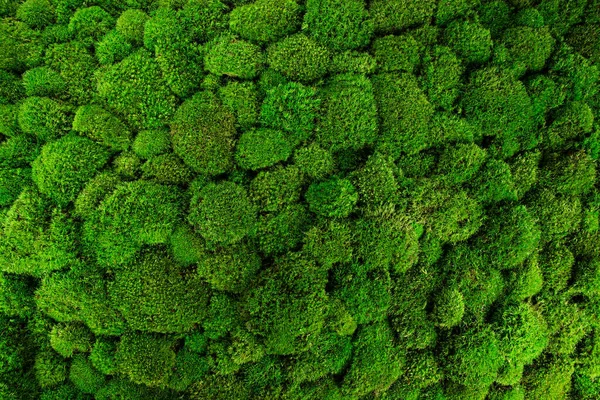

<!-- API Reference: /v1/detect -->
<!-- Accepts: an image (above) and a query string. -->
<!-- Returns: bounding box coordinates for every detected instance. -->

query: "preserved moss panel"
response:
[2,1,600,399]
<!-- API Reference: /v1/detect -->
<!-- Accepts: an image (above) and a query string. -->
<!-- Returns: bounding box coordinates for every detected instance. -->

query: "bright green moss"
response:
[229,0,301,44]
[141,153,194,186]
[260,82,321,146]
[342,321,404,396]
[0,71,25,105]
[69,355,105,394]
[18,96,72,141]
[95,30,133,65]
[197,241,261,292]
[22,67,66,97]
[44,41,97,105]
[472,158,517,203]
[267,34,330,82]
[444,19,492,64]
[294,144,334,180]
[250,165,304,212]
[540,150,597,196]
[89,337,117,375]
[421,46,464,110]
[0,168,31,207]
[97,49,177,130]
[0,272,35,317]
[431,287,465,328]
[2,2,600,397]
[373,73,435,157]
[244,252,328,355]
[171,91,236,176]
[116,9,147,44]
[204,34,264,79]
[502,26,554,72]
[528,188,582,242]
[132,129,170,159]
[332,264,391,325]
[84,180,183,265]
[188,181,257,245]
[49,323,93,358]
[146,8,204,98]
[32,134,110,206]
[304,0,373,51]
[0,19,44,73]
[35,270,126,336]
[462,66,535,157]
[373,34,420,73]
[330,50,376,74]
[436,142,487,184]
[370,0,436,33]
[35,350,68,389]
[257,204,309,256]
[16,0,55,29]
[355,214,420,272]
[68,6,114,44]
[109,247,209,333]
[178,0,229,43]
[235,128,292,170]
[316,73,378,152]
[443,326,503,388]
[306,176,358,218]
[219,81,259,130]
[116,332,176,387]
[72,105,132,151]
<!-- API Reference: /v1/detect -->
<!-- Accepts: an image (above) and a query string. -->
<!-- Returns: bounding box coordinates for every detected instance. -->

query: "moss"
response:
[235,128,292,170]
[267,34,330,82]
[316,74,378,152]
[188,181,257,245]
[32,134,110,206]
[229,0,301,44]
[260,82,320,146]
[171,91,236,176]
[205,34,264,79]
[304,0,373,51]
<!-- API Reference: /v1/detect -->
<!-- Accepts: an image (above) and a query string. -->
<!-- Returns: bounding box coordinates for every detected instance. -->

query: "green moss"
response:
[32,134,110,206]
[109,247,209,333]
[267,34,330,82]
[260,82,321,146]
[18,96,72,141]
[50,323,93,358]
[84,180,183,265]
[316,74,378,152]
[235,128,292,170]
[204,34,264,79]
[219,81,259,130]
[17,0,55,29]
[97,49,177,129]
[370,0,436,33]
[22,67,66,97]
[171,91,236,176]
[95,30,133,65]
[229,0,301,44]
[373,73,435,157]
[188,181,257,245]
[304,0,373,51]
[116,9,147,45]
[197,242,261,292]
[115,332,176,387]
[306,176,358,218]
[69,355,105,394]
[373,34,420,73]
[250,165,304,212]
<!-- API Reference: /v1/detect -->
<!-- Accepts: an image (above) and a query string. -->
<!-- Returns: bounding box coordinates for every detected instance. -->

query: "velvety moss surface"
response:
[1,0,600,399]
